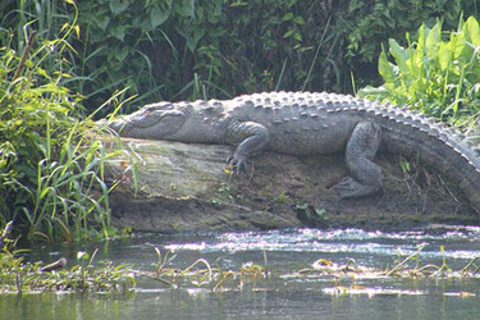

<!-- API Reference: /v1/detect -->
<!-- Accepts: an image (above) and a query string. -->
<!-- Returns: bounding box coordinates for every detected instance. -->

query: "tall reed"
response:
[0,0,128,242]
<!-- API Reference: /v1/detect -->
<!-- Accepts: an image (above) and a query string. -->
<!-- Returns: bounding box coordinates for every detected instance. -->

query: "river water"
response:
[3,225,480,320]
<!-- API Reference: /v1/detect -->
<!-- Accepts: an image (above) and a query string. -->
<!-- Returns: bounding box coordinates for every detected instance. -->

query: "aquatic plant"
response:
[283,243,480,298]
[130,245,480,295]
[359,16,480,126]
[1,228,480,296]
[133,248,269,293]
[0,225,135,294]
[0,250,135,294]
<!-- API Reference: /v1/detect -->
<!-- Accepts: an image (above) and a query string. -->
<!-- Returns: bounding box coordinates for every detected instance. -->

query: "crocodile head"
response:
[106,102,187,139]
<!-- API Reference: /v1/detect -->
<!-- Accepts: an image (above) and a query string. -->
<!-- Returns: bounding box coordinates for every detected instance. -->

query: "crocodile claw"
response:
[331,176,380,199]
[227,153,250,173]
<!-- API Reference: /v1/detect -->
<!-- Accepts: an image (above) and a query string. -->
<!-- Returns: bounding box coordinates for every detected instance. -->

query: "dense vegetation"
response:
[0,0,479,242]
[360,16,480,126]
[74,0,479,112]
[2,0,477,114]
[0,1,128,242]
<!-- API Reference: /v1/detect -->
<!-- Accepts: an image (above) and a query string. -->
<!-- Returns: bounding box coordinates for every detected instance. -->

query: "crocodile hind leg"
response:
[331,121,383,199]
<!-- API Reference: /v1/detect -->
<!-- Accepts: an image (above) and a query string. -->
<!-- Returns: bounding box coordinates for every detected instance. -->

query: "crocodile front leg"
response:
[225,121,271,172]
[332,121,383,198]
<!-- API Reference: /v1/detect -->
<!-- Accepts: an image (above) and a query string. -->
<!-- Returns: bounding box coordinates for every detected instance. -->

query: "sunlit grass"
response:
[0,2,135,242]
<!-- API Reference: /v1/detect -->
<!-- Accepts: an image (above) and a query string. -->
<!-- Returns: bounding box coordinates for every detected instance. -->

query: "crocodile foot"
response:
[331,176,381,199]
[227,152,251,173]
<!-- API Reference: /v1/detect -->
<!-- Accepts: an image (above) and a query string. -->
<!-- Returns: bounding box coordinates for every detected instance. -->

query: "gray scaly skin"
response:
[104,91,480,213]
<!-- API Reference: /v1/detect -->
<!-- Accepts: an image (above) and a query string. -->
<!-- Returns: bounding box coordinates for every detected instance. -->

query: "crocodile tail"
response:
[367,106,480,215]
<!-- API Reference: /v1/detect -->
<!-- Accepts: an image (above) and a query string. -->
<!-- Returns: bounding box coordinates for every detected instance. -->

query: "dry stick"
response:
[132,270,173,287]
[40,257,68,272]
[13,30,37,80]
[459,257,480,274]
[416,264,441,274]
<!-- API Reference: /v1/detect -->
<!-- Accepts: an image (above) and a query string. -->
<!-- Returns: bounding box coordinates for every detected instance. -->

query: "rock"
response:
[107,138,478,233]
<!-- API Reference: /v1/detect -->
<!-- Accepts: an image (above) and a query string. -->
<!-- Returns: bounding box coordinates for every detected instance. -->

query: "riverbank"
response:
[107,138,479,233]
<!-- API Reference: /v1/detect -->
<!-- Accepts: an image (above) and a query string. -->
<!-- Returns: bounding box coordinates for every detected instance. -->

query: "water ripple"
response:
[164,226,480,260]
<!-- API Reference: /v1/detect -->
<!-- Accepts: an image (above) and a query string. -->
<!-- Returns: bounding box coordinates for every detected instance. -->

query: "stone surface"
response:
[107,138,479,233]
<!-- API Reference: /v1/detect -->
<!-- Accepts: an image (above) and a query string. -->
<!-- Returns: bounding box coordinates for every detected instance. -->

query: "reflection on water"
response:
[3,285,480,320]
[4,225,480,320]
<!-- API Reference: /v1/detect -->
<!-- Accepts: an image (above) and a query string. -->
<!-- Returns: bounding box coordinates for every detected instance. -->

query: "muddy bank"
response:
[107,138,479,233]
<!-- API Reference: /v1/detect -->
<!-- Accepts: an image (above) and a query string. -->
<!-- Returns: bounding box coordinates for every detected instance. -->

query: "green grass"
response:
[0,247,136,294]
[0,1,133,242]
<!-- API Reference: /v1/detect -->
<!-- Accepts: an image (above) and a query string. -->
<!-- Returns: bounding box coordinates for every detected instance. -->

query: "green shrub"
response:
[359,16,480,126]
[345,0,478,88]
[72,0,478,112]
[0,1,123,242]
[75,0,328,110]
[3,1,476,114]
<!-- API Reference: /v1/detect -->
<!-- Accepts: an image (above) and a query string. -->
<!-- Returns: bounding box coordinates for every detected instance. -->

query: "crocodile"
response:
[104,91,480,213]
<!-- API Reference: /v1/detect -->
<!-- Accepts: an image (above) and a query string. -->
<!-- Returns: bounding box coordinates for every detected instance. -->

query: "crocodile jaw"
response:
[107,109,186,140]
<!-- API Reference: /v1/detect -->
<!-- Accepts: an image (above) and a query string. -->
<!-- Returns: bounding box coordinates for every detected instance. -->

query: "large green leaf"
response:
[425,22,442,60]
[186,28,205,52]
[464,16,480,47]
[175,0,195,18]
[109,0,130,15]
[378,49,394,82]
[94,14,110,31]
[110,25,126,42]
[438,42,452,71]
[150,8,171,29]
[451,32,466,60]
[411,25,425,77]
[389,39,409,74]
